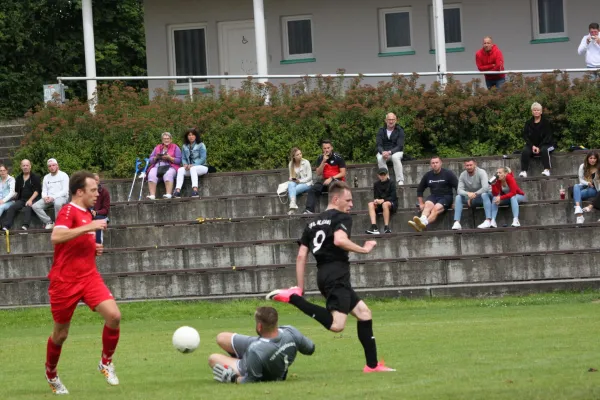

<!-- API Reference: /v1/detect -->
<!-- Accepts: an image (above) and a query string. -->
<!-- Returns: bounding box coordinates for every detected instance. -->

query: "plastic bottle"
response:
[560,184,566,200]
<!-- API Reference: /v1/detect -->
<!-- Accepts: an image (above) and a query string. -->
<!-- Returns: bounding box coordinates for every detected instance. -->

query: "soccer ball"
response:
[172,326,200,354]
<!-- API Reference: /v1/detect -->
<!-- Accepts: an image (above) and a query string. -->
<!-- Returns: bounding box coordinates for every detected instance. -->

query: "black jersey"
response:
[299,209,353,266]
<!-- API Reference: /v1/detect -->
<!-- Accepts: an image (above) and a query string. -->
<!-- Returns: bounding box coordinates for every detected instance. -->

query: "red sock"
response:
[101,325,120,365]
[45,337,62,380]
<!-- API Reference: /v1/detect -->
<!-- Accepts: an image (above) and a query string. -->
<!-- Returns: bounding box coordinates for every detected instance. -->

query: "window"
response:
[532,0,567,39]
[168,23,209,85]
[429,4,463,51]
[379,7,413,54]
[282,16,314,60]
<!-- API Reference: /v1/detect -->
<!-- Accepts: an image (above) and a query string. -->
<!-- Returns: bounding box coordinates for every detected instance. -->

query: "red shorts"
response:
[49,273,114,324]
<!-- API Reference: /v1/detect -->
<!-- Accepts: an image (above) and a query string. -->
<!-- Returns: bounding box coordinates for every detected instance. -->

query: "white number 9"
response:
[313,230,326,253]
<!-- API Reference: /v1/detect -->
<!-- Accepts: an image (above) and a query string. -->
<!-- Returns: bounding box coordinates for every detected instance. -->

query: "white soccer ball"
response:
[172,326,200,354]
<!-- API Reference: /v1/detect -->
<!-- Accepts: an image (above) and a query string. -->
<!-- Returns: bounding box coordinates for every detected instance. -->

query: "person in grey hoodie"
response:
[452,159,492,230]
[32,158,70,229]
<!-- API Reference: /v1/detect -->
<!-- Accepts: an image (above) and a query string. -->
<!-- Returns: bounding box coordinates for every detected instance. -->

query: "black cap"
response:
[377,168,389,175]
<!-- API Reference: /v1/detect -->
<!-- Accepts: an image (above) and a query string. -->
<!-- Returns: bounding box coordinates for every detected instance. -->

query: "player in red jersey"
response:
[44,171,121,395]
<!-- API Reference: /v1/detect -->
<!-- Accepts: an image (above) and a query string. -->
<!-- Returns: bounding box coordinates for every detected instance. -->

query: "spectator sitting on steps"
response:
[303,139,346,214]
[452,158,492,230]
[91,173,110,243]
[519,102,554,178]
[0,164,16,219]
[491,167,526,228]
[365,168,398,235]
[573,151,599,224]
[287,147,313,215]
[409,156,458,232]
[376,113,405,186]
[173,128,208,199]
[1,159,41,232]
[32,158,69,230]
[146,132,182,200]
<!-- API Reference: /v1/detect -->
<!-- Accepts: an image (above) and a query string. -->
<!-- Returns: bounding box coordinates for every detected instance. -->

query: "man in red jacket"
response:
[475,36,506,89]
[91,173,110,244]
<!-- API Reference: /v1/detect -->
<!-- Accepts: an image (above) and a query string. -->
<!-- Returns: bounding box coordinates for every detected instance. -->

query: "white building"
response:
[142,0,593,94]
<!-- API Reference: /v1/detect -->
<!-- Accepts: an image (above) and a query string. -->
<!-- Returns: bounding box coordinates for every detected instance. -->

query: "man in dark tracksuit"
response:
[409,156,458,232]
[365,168,398,234]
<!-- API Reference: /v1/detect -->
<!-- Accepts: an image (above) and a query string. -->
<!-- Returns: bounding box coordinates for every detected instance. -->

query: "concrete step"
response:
[0,157,13,169]
[0,125,26,137]
[102,151,586,201]
[2,201,594,256]
[0,146,16,159]
[1,224,597,280]
[0,135,23,148]
[1,249,599,306]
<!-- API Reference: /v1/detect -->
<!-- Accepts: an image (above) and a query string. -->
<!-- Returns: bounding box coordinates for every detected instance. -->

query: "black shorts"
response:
[317,267,361,314]
[425,194,453,210]
[375,201,397,214]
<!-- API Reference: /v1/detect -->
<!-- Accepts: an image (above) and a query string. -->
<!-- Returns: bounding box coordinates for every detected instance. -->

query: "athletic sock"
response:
[289,294,333,330]
[101,325,120,365]
[45,337,62,380]
[357,320,378,369]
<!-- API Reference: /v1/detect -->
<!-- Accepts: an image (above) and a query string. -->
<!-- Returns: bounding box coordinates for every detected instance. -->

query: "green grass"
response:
[2,293,600,399]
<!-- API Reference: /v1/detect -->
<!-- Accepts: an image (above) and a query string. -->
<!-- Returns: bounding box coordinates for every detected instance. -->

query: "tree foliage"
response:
[0,0,146,119]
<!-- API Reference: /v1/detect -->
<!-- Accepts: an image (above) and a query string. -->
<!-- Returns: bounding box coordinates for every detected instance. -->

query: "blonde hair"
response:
[288,147,301,179]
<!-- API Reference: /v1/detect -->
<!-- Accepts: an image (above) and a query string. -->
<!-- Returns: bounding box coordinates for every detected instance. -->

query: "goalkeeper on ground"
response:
[209,306,315,383]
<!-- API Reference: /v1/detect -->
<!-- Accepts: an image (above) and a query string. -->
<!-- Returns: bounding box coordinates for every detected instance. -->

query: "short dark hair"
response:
[0,164,6,171]
[431,155,441,161]
[69,171,96,195]
[464,158,476,163]
[328,180,350,201]
[590,22,599,30]
[321,139,332,146]
[183,127,202,145]
[255,306,278,331]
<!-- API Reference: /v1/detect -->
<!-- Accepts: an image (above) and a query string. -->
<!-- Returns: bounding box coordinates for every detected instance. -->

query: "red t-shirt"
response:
[48,203,97,282]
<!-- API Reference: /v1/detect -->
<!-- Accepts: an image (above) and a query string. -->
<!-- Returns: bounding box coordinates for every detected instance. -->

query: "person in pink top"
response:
[475,36,506,89]
[146,132,182,200]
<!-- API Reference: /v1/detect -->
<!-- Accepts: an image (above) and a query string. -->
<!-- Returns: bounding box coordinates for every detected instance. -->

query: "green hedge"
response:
[14,72,600,177]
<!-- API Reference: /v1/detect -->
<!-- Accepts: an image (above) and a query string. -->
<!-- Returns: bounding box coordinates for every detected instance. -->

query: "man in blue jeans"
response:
[90,173,110,243]
[452,159,492,230]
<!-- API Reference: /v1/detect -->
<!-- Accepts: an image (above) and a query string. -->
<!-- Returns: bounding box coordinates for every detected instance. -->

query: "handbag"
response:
[156,165,170,179]
[277,181,289,204]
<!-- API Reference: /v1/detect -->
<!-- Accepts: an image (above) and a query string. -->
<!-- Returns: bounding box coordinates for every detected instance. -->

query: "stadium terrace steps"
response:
[102,151,584,202]
[0,124,25,169]
[2,249,599,306]
[2,201,595,255]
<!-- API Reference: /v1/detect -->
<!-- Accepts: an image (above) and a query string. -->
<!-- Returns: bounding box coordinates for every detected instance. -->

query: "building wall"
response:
[144,0,595,94]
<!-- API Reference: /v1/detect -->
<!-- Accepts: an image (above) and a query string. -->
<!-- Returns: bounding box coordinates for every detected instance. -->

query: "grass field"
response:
[2,293,600,400]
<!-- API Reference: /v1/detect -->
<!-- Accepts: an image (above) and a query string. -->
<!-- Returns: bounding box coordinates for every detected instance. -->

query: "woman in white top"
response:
[287,147,313,214]
[0,164,16,218]
[573,151,599,223]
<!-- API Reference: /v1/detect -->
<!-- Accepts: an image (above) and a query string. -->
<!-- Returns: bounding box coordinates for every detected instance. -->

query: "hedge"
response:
[14,72,600,178]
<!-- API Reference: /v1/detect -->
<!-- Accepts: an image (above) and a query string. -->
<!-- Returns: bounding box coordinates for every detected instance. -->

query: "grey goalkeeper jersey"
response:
[241,325,315,383]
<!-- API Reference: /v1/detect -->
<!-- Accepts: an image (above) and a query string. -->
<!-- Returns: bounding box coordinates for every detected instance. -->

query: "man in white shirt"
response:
[577,22,600,70]
[32,158,70,229]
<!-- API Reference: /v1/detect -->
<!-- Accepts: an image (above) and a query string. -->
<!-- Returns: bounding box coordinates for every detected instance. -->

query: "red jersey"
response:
[48,203,98,282]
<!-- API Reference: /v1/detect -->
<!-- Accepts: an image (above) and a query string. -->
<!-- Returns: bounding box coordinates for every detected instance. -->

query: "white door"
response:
[218,20,258,90]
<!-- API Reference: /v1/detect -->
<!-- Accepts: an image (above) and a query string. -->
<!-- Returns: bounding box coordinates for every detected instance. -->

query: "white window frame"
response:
[379,7,414,54]
[428,3,464,51]
[167,22,209,88]
[282,15,314,60]
[531,0,567,40]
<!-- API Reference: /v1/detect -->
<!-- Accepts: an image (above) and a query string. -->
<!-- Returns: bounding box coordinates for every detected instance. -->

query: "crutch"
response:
[127,158,142,202]
[138,158,150,201]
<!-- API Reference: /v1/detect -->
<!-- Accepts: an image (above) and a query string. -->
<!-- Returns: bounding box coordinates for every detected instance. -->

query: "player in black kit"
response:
[267,181,395,373]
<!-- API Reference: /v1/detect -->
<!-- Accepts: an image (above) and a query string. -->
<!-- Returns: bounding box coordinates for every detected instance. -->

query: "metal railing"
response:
[57,67,599,101]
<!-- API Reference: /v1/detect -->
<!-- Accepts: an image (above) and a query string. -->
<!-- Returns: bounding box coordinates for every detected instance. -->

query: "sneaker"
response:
[478,220,492,229]
[1,227,7,232]
[19,226,28,235]
[363,360,396,373]
[303,210,313,214]
[518,171,527,178]
[191,189,200,198]
[365,226,380,235]
[21,225,28,231]
[46,374,69,395]
[490,219,498,228]
[574,206,583,215]
[287,209,296,215]
[45,223,55,230]
[397,181,404,186]
[451,221,462,230]
[162,194,172,199]
[173,189,181,198]
[146,195,156,200]
[542,169,550,177]
[408,217,424,232]
[384,226,392,234]
[265,286,303,303]
[98,361,119,386]
[576,215,585,224]
[511,218,521,227]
